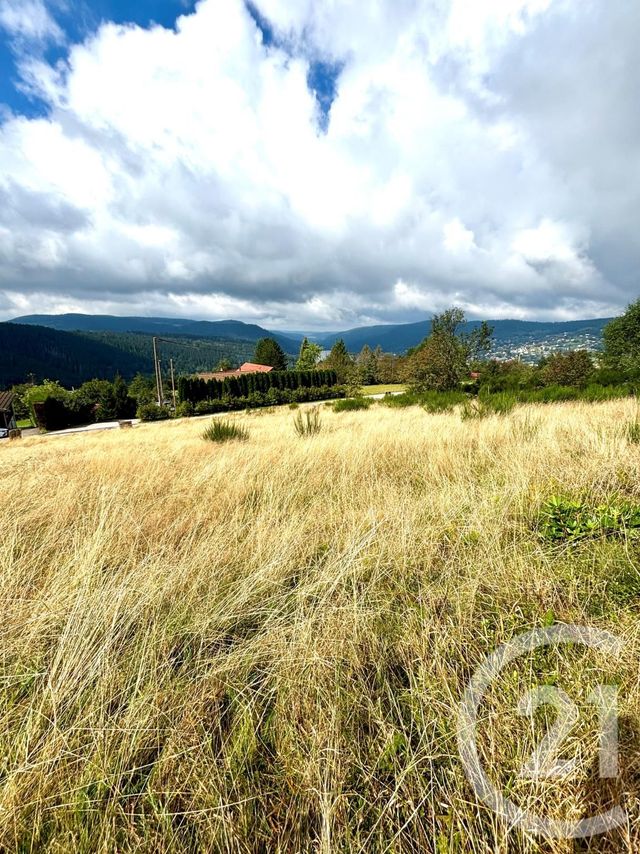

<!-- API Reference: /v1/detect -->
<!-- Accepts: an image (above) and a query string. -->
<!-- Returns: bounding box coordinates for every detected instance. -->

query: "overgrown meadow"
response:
[1,398,640,852]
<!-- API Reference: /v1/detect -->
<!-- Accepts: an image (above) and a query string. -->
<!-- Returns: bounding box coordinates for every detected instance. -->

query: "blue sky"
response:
[0,0,197,116]
[1,0,340,129]
[0,0,637,328]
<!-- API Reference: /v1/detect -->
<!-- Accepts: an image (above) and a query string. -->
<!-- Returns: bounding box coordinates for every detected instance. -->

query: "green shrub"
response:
[137,403,171,422]
[333,397,372,412]
[480,391,518,415]
[202,419,249,443]
[175,401,194,418]
[420,390,467,413]
[539,495,640,542]
[293,408,322,437]
[379,392,421,408]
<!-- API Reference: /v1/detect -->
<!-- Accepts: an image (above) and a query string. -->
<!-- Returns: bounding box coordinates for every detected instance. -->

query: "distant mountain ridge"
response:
[316,317,613,353]
[12,313,301,353]
[3,313,614,387]
[13,312,614,356]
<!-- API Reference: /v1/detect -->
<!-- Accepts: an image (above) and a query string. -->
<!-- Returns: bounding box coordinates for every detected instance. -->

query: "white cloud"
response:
[0,0,636,328]
[0,0,63,43]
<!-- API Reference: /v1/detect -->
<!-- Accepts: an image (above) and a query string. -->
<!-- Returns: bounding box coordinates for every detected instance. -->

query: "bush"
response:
[183,386,345,415]
[479,391,518,415]
[333,397,372,412]
[137,403,171,422]
[293,408,322,437]
[32,396,93,431]
[202,419,249,443]
[379,392,421,408]
[420,390,467,413]
[380,390,467,411]
[195,399,232,415]
[175,401,194,418]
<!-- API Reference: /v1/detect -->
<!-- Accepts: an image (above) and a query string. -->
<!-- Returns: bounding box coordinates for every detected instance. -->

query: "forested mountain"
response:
[0,323,149,387]
[13,313,300,353]
[0,324,259,387]
[82,331,256,375]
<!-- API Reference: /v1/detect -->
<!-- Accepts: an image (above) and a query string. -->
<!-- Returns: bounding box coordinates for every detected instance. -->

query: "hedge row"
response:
[186,385,345,416]
[178,370,339,405]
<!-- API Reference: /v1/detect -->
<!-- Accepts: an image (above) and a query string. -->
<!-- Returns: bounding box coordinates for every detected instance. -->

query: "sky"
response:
[0,0,638,330]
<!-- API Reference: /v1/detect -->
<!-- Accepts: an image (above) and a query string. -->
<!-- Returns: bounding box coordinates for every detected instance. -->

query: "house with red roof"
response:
[197,363,274,381]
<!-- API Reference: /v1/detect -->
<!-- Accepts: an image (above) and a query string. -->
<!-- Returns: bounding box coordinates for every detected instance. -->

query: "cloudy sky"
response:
[0,0,637,330]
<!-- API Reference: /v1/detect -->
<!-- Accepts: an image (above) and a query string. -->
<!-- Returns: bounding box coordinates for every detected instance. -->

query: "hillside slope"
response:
[0,323,263,387]
[13,313,301,353]
[0,323,149,387]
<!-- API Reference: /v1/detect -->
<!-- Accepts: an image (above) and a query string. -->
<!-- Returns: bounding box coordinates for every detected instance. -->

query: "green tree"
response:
[540,351,594,388]
[254,338,288,371]
[603,299,640,374]
[408,308,494,392]
[479,359,535,392]
[296,338,322,371]
[215,358,234,372]
[356,345,378,384]
[9,383,33,421]
[322,339,354,384]
[128,373,156,405]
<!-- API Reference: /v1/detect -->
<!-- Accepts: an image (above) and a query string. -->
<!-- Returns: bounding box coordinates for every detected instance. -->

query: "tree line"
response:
[178,369,339,405]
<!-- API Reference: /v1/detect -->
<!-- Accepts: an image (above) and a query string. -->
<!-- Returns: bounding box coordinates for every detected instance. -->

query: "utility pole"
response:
[169,359,177,411]
[152,337,164,406]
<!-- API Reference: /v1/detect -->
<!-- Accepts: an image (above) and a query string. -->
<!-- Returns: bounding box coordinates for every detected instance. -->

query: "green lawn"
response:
[361,384,406,396]
[17,419,33,429]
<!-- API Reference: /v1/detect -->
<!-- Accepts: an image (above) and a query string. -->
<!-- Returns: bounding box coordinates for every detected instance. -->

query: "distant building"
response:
[0,391,17,433]
[196,362,274,381]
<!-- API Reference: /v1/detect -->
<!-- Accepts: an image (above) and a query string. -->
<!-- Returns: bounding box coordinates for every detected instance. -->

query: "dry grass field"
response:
[1,399,640,852]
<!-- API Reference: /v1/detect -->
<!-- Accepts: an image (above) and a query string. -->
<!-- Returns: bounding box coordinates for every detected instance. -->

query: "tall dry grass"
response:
[1,400,640,852]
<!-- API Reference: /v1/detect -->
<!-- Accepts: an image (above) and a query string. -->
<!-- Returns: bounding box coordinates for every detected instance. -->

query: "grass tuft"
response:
[202,418,249,443]
[293,407,322,437]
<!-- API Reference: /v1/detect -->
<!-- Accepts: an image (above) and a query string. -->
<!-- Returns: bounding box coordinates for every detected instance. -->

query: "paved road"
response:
[44,419,140,437]
[365,391,404,399]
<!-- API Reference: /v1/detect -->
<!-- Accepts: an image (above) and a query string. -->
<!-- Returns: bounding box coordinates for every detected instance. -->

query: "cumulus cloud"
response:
[0,0,637,328]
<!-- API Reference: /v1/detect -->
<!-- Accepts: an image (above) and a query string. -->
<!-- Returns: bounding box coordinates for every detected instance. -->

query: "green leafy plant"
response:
[333,397,372,412]
[293,408,322,437]
[202,419,249,443]
[539,495,640,542]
